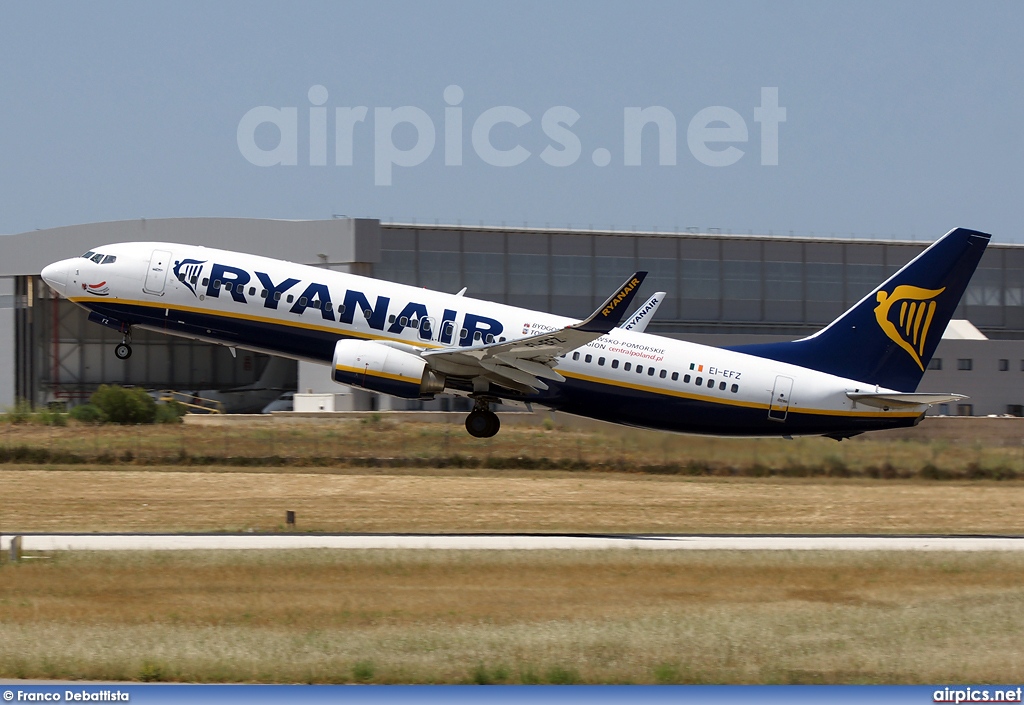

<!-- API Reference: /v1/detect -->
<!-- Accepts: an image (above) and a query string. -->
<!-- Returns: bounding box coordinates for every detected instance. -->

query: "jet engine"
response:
[332,339,445,399]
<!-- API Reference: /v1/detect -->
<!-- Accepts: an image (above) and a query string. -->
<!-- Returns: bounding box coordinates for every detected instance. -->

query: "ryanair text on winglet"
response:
[602,278,641,317]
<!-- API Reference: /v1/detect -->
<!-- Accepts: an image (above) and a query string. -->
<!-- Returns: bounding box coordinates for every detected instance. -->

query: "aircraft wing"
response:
[422,272,647,393]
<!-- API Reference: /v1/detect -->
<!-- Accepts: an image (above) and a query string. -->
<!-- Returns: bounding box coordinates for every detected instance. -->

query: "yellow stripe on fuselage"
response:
[560,370,921,419]
[69,296,447,349]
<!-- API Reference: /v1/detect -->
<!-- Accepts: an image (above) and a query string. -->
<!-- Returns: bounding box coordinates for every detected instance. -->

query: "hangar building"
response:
[1,217,1021,416]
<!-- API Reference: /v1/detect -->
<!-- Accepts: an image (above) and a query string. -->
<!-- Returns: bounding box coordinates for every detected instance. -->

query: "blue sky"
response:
[1,1,1021,241]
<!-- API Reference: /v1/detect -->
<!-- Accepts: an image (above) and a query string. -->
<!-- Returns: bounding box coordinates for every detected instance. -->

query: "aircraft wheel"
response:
[114,343,132,360]
[465,409,500,438]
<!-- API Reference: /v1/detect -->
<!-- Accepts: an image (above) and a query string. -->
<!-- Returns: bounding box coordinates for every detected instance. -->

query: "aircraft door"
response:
[143,249,172,295]
[768,375,794,421]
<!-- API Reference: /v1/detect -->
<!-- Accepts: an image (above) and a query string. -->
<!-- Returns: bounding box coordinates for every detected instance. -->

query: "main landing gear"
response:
[465,399,500,438]
[114,328,133,360]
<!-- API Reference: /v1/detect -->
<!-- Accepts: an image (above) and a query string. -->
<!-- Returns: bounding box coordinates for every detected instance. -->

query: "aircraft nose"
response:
[40,260,68,296]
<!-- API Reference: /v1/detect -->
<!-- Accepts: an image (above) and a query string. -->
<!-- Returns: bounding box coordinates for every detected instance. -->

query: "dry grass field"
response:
[1,550,1023,684]
[3,466,1024,534]
[2,417,1023,684]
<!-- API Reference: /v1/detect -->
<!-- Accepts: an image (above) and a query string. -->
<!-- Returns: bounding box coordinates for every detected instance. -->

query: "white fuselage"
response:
[41,241,925,436]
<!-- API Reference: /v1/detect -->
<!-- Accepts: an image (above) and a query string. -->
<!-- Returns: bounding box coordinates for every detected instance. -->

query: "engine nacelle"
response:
[332,339,445,399]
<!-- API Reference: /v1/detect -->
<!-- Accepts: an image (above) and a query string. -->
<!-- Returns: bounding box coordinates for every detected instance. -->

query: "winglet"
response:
[620,291,666,333]
[575,272,647,333]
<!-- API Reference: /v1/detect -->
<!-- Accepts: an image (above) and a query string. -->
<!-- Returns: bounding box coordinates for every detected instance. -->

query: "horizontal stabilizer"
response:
[847,392,967,409]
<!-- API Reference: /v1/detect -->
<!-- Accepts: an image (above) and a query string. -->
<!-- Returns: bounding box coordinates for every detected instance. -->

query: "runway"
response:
[3,533,1024,551]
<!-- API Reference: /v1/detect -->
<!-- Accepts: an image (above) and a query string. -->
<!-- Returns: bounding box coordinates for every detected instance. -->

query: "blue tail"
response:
[729,228,991,391]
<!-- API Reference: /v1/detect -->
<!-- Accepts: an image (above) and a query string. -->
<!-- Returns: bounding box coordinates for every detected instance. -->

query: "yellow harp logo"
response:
[874,285,945,370]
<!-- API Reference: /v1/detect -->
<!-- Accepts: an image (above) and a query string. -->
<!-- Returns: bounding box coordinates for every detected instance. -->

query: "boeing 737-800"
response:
[39,227,989,439]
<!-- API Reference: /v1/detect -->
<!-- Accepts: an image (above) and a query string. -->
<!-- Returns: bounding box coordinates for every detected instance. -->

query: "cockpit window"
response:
[90,253,104,263]
[82,251,95,259]
[101,255,116,264]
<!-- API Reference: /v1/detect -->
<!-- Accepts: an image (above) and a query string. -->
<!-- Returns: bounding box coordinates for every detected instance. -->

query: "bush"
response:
[34,408,67,426]
[89,385,156,424]
[1,401,33,425]
[155,401,188,424]
[69,403,106,424]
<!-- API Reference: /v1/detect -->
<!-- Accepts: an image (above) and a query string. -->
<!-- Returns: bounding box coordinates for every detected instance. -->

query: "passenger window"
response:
[338,304,346,314]
[177,272,186,282]
[388,315,396,323]
[624,362,631,371]
[611,359,619,369]
[275,292,282,301]
[474,331,482,342]
[460,328,468,339]
[213,280,221,288]
[363,309,372,319]
[399,316,408,326]
[598,357,605,366]
[298,297,307,306]
[695,376,702,385]
[719,381,726,391]
[648,368,655,376]
[101,255,116,264]
[261,289,268,298]
[485,334,495,344]
[585,354,592,363]
[202,278,209,286]
[660,370,667,378]
[684,374,691,383]
[573,352,580,361]
[636,366,643,374]
[707,379,714,388]
[191,276,198,285]
[671,372,678,381]
[443,322,453,336]
[731,384,739,393]
[287,295,294,303]
[324,301,331,310]
[499,337,506,342]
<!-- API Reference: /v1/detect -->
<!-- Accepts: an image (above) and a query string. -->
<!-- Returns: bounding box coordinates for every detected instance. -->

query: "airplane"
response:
[39,227,990,440]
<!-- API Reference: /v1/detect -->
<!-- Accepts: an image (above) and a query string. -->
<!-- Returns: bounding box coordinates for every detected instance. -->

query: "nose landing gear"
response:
[465,398,500,438]
[114,328,133,360]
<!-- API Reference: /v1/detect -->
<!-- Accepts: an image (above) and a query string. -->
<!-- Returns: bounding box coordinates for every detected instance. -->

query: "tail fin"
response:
[729,228,991,391]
